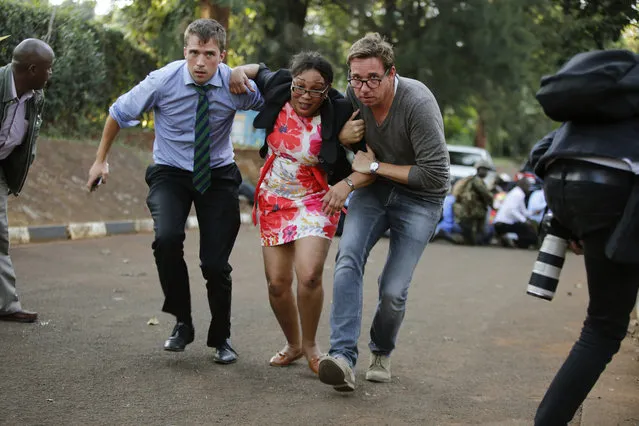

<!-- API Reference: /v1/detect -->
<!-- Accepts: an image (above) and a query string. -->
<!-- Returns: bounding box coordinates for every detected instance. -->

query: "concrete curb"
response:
[9,213,253,245]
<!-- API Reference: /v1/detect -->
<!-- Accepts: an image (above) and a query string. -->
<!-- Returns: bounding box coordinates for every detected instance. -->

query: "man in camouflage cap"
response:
[453,159,494,245]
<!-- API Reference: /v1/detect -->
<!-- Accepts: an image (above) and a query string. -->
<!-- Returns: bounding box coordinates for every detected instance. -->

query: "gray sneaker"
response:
[365,353,391,382]
[318,355,355,392]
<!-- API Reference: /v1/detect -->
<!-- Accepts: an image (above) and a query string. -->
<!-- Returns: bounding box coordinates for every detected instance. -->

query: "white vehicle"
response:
[447,144,496,189]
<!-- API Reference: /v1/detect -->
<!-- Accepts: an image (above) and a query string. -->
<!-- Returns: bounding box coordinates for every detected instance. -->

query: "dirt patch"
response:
[9,135,520,228]
[7,134,263,227]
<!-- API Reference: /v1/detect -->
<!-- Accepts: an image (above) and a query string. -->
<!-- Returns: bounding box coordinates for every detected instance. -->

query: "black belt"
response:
[545,160,633,186]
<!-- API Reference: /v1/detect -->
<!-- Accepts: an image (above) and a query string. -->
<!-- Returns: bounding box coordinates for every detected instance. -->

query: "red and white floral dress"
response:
[255,102,340,247]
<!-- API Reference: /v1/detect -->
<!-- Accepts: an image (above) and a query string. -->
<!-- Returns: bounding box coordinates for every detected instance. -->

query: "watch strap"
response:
[370,161,380,174]
[344,177,355,191]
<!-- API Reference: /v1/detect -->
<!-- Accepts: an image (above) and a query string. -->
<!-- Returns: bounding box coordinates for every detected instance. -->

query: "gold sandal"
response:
[307,354,322,375]
[269,348,303,367]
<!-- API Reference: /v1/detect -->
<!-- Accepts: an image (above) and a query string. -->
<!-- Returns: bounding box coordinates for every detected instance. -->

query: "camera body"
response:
[527,217,571,301]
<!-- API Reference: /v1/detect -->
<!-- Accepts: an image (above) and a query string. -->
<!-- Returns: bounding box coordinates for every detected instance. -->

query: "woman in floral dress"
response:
[232,52,369,374]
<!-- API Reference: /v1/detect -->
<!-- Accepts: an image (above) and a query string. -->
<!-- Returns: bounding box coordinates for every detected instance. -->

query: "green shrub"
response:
[0,0,156,138]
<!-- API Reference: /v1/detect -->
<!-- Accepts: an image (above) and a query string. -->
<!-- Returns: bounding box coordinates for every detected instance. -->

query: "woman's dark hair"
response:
[289,51,333,85]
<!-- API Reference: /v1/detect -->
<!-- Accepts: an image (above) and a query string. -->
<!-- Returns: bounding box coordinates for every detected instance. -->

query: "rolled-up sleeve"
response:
[109,71,161,128]
[407,97,450,192]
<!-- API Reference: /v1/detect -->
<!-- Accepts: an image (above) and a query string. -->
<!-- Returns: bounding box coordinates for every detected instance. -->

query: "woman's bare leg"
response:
[294,236,331,365]
[263,243,301,357]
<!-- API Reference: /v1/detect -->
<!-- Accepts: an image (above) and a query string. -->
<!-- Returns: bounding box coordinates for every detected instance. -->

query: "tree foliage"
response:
[6,0,638,156]
[0,0,155,136]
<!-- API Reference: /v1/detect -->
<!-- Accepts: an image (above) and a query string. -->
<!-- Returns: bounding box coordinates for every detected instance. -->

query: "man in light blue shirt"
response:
[86,19,263,364]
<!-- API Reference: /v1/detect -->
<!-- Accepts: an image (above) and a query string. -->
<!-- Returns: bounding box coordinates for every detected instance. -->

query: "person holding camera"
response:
[529,49,639,425]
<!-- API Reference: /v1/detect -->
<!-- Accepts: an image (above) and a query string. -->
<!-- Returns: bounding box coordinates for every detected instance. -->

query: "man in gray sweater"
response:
[318,33,449,392]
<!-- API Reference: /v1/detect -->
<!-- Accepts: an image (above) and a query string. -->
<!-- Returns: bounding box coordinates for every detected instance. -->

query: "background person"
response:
[452,159,494,245]
[0,38,54,323]
[492,178,538,248]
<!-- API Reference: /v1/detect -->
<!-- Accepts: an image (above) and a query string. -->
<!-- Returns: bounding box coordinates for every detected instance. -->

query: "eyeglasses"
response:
[290,84,328,98]
[347,69,390,89]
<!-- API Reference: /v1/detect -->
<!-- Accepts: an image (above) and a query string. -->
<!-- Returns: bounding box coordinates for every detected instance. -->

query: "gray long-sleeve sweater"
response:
[347,76,450,201]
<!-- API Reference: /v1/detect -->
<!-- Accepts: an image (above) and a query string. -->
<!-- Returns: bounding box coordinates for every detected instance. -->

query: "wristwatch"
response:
[344,177,355,191]
[369,161,380,174]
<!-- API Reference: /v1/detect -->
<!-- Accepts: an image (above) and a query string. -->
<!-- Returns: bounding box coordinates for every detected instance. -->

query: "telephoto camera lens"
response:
[527,233,568,301]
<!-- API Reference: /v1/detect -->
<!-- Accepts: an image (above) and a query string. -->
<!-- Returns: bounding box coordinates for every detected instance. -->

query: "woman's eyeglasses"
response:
[290,83,328,98]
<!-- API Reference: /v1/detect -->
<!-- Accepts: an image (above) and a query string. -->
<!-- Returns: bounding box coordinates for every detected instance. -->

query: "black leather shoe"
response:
[213,339,238,364]
[163,322,194,352]
[0,309,38,323]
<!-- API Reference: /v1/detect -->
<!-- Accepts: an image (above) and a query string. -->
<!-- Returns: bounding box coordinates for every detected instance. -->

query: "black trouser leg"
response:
[193,164,242,347]
[460,218,485,245]
[535,166,639,425]
[495,222,537,248]
[534,248,639,425]
[145,165,193,322]
[459,219,475,245]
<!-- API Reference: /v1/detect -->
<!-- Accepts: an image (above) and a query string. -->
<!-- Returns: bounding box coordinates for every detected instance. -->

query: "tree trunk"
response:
[200,1,230,30]
[257,0,310,69]
[474,115,486,149]
[200,0,212,18]
[199,0,231,63]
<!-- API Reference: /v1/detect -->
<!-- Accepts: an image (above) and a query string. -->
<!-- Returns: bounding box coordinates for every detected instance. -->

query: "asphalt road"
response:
[1,228,637,425]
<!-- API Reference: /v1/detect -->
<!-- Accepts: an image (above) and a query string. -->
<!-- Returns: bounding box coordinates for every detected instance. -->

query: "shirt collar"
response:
[2,67,17,103]
[182,62,223,88]
[2,65,13,102]
[8,71,33,103]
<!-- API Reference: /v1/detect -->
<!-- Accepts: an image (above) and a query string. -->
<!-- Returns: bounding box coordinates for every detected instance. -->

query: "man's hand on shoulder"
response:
[339,110,365,146]
[230,67,255,95]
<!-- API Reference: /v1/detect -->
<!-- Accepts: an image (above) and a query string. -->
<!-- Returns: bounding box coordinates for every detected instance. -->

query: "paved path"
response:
[1,228,637,425]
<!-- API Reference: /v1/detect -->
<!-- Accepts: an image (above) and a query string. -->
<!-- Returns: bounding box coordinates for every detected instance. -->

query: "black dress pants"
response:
[494,221,538,248]
[534,160,639,425]
[145,163,241,347]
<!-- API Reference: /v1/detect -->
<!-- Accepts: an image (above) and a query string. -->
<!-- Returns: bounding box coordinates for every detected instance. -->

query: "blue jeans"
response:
[328,182,443,367]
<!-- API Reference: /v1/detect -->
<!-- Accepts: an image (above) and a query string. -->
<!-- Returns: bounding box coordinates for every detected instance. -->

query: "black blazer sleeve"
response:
[255,64,292,100]
[323,95,365,184]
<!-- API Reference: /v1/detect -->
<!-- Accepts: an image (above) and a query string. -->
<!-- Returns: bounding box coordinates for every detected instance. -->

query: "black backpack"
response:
[536,49,639,123]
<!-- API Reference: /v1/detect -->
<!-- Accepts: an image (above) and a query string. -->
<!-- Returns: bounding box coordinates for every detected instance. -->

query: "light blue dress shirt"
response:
[109,60,263,170]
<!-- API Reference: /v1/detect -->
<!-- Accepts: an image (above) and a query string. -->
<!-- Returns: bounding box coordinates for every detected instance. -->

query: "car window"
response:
[448,151,483,167]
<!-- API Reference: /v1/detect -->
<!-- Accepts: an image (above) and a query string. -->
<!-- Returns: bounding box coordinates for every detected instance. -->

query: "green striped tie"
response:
[192,84,213,193]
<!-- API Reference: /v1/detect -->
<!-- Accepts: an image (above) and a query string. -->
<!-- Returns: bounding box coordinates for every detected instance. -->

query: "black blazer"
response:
[252,64,363,185]
[533,120,639,179]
